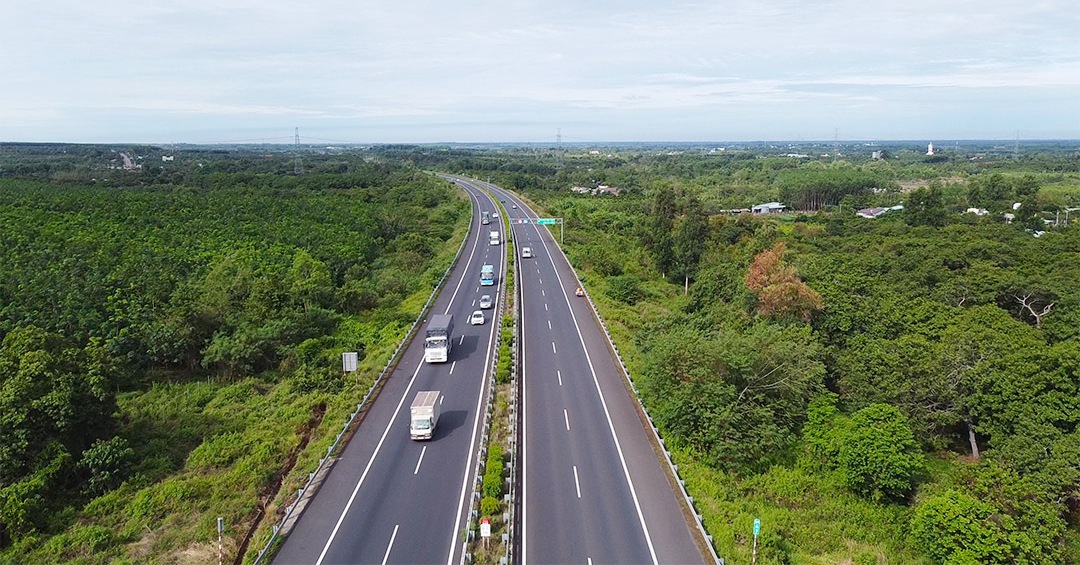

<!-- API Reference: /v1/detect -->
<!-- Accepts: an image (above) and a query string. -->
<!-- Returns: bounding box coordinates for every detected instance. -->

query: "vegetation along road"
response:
[0,140,1077,564]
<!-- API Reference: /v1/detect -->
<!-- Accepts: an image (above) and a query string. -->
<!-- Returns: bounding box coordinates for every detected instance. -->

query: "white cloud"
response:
[2,0,1077,142]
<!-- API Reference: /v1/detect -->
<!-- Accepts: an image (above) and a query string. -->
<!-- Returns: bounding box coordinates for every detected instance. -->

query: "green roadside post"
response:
[752,518,760,564]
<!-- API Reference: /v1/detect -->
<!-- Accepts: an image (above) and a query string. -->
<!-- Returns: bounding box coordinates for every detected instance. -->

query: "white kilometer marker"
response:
[557,370,562,386]
[450,361,456,375]
[382,524,399,565]
[573,466,581,498]
[564,409,570,430]
[552,342,557,354]
[414,446,427,474]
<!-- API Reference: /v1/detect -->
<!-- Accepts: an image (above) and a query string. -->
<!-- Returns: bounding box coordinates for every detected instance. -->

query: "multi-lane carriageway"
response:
[273,175,706,564]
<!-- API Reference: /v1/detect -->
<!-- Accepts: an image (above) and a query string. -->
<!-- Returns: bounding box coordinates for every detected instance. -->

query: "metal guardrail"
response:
[253,186,476,565]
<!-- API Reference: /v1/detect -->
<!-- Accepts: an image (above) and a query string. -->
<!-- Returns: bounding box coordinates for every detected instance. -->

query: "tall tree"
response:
[745,242,824,321]
[672,195,710,294]
[904,185,947,227]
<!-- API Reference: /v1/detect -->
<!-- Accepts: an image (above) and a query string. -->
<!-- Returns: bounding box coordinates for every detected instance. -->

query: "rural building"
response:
[752,202,786,214]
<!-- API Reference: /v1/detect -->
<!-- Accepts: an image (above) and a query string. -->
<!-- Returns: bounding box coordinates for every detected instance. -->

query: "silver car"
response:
[479,294,493,309]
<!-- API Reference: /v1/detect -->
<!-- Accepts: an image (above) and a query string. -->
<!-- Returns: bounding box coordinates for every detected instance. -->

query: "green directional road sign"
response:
[753,518,761,536]
[536,218,558,225]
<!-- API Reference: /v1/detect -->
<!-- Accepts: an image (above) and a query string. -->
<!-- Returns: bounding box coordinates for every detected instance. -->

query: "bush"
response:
[837,404,923,500]
[605,274,642,305]
[79,436,136,496]
[910,490,1003,563]
[480,496,500,518]
[481,444,504,499]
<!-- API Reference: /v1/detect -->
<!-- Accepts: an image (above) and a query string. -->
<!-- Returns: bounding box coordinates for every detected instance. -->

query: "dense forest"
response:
[435,142,1080,563]
[0,144,468,562]
[2,140,1078,563]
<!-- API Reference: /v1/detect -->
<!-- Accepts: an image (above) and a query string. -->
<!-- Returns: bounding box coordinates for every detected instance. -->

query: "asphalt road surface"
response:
[460,177,707,565]
[274,181,505,565]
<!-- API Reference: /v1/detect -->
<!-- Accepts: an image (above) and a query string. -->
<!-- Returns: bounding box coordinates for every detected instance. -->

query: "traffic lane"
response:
[275,184,498,563]
[277,342,488,564]
[526,342,654,564]
[547,257,705,562]
[318,380,484,564]
[306,262,500,563]
[519,259,654,563]
[515,212,704,563]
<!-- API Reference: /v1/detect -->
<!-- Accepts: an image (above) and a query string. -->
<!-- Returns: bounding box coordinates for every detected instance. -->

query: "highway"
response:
[273,182,505,564]
[454,177,707,565]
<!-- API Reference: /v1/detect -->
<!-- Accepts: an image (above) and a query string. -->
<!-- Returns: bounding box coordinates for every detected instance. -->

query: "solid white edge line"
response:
[381,524,400,565]
[414,445,427,474]
[447,185,504,565]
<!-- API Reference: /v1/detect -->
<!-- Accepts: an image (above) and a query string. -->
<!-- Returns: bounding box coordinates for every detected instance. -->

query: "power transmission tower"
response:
[294,127,304,175]
[556,128,563,169]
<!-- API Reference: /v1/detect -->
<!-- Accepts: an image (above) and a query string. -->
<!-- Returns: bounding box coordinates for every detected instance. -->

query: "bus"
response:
[480,264,494,286]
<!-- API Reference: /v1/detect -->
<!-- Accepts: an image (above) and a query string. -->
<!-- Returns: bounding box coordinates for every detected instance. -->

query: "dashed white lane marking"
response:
[414,446,427,474]
[381,524,399,565]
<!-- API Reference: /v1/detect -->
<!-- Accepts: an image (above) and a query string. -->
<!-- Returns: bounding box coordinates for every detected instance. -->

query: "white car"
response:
[479,294,493,309]
[521,246,533,258]
[512,204,518,209]
[470,310,485,325]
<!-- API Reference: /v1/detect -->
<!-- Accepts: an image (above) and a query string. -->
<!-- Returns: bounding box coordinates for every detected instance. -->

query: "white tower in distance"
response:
[926,142,936,156]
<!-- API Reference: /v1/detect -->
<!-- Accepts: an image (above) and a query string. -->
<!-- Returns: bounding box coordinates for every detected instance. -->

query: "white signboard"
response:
[480,518,491,539]
[342,352,358,372]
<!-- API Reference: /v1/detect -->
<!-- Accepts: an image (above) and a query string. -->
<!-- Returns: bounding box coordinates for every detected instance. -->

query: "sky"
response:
[2,1,1078,144]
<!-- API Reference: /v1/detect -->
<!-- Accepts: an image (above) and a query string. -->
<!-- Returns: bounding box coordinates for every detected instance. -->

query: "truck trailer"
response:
[424,314,454,363]
[410,390,441,440]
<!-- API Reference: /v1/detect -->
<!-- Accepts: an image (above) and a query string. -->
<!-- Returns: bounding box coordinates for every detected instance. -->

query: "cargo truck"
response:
[424,314,454,363]
[410,390,441,440]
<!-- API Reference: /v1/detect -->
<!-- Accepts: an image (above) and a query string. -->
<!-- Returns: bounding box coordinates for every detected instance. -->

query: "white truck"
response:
[489,230,500,246]
[410,390,441,440]
[424,314,454,363]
